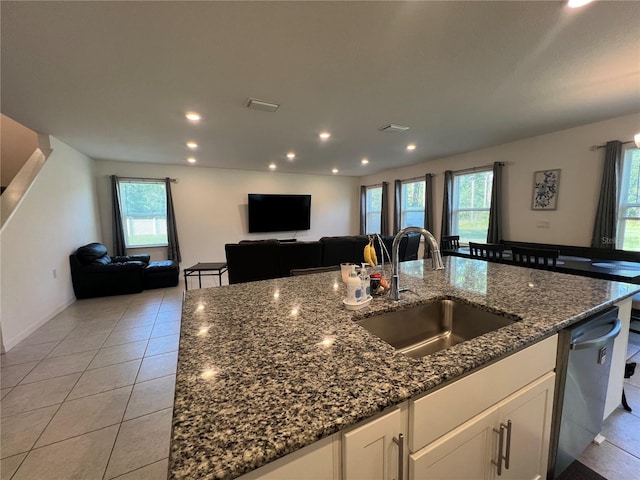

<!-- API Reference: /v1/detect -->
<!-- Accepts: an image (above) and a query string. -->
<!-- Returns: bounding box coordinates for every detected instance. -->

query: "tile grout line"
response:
[101,326,153,480]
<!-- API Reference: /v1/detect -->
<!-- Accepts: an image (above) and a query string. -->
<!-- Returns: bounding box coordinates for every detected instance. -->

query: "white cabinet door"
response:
[343,407,405,480]
[409,372,555,480]
[409,407,498,480]
[497,372,555,480]
[237,434,339,480]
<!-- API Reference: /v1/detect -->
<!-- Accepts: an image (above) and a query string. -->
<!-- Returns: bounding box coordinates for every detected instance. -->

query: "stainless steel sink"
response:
[356,298,516,358]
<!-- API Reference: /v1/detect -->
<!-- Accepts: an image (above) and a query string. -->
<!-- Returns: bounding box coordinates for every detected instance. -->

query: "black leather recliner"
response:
[69,243,150,299]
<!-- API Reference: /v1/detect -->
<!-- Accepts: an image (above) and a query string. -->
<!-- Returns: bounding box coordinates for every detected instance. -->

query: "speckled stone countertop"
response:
[169,257,640,480]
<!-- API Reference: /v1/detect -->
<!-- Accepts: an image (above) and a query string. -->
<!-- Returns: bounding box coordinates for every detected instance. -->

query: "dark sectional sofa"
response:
[225,234,421,284]
[70,242,179,299]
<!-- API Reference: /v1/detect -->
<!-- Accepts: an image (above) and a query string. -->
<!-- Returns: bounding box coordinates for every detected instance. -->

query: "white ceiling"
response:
[2,1,639,176]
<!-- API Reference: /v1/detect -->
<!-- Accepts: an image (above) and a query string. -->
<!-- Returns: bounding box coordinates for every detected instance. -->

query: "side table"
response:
[184,262,228,290]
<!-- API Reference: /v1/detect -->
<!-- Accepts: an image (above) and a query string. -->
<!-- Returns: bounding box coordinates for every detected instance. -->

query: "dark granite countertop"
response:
[169,257,640,480]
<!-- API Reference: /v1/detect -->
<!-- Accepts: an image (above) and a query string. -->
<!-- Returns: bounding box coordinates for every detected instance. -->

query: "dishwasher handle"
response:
[570,318,621,351]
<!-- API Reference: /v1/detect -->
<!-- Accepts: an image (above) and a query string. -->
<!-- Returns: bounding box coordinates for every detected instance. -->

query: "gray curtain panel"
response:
[487,162,504,244]
[440,170,453,242]
[165,177,182,262]
[381,181,390,236]
[393,179,402,234]
[359,185,366,235]
[110,175,126,256]
[424,174,434,233]
[591,140,621,249]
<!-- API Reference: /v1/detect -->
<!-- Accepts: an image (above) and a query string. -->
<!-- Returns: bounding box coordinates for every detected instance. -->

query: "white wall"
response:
[0,137,102,350]
[93,161,360,272]
[361,113,640,246]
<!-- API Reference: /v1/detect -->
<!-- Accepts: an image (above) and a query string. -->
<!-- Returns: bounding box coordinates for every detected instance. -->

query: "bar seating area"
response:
[469,242,506,263]
[442,240,640,284]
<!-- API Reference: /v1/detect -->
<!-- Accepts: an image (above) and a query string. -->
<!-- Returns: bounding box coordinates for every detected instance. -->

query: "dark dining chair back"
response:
[511,246,559,270]
[469,242,505,262]
[441,235,460,250]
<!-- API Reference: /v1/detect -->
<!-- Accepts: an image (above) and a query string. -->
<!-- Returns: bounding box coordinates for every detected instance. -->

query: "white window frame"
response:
[118,179,169,248]
[365,185,382,235]
[616,146,640,251]
[452,168,493,245]
[400,179,426,229]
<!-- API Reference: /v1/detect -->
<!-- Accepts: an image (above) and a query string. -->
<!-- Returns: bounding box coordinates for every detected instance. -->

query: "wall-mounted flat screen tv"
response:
[248,194,311,233]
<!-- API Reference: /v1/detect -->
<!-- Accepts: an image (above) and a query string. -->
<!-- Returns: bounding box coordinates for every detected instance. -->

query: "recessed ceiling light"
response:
[567,0,592,8]
[406,144,416,151]
[185,112,201,122]
[319,131,331,140]
[332,168,339,174]
[361,158,369,165]
[186,141,198,149]
[286,152,296,160]
[187,157,197,164]
[269,163,277,170]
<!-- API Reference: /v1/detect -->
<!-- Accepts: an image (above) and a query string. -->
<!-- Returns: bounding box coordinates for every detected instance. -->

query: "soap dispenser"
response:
[360,263,370,299]
[346,264,362,303]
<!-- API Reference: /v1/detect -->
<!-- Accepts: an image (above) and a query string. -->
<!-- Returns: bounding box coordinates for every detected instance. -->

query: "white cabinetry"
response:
[237,433,340,480]
[343,405,407,480]
[410,372,555,480]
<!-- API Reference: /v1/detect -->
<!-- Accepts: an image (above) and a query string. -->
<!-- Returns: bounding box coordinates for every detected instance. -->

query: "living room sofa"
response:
[225,234,420,284]
[70,242,179,299]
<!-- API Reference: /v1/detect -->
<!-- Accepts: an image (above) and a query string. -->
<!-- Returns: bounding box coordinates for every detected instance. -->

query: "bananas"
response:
[363,238,378,267]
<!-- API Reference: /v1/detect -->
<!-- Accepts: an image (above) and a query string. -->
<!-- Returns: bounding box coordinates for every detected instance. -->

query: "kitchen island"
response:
[170,256,640,480]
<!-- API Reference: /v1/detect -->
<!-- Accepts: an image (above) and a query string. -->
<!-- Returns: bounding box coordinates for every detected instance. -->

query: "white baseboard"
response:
[2,297,76,352]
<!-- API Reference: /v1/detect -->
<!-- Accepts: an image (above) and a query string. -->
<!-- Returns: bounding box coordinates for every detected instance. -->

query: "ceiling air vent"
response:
[379,124,410,133]
[246,98,279,112]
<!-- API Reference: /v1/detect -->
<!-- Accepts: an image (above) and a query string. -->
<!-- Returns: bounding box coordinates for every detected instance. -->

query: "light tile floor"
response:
[1,285,183,480]
[1,283,638,479]
[578,329,640,479]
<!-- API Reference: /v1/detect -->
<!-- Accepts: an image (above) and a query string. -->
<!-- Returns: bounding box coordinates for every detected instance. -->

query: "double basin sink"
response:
[356,298,517,358]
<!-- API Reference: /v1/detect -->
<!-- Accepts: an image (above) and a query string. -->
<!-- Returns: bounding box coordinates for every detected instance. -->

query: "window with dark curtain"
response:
[111,175,126,256]
[592,140,621,249]
[424,173,434,233]
[359,185,366,235]
[381,181,390,236]
[487,162,504,244]
[165,177,181,263]
[393,179,402,233]
[440,170,453,243]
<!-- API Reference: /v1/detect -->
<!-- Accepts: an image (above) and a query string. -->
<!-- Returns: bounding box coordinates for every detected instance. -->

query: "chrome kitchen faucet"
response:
[390,226,444,301]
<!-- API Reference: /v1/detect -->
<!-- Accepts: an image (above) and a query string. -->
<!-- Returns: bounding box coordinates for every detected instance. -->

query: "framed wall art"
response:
[532,169,560,210]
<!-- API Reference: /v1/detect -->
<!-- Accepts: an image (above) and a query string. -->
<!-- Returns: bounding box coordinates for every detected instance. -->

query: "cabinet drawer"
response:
[409,334,557,452]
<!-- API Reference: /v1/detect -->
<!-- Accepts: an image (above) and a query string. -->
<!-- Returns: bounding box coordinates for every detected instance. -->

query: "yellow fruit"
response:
[363,240,377,267]
[369,239,378,266]
[363,244,372,265]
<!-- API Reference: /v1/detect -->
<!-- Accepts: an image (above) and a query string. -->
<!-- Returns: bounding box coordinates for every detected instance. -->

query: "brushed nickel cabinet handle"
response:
[492,424,506,476]
[504,420,512,470]
[392,433,404,480]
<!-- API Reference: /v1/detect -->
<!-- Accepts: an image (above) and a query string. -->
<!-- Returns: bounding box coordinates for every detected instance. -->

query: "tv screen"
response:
[248,194,311,233]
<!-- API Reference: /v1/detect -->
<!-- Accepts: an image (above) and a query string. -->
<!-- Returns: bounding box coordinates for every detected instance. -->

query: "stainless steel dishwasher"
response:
[548,306,621,479]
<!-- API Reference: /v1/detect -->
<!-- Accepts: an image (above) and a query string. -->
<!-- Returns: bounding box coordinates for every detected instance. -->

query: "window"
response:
[400,179,425,229]
[118,180,168,247]
[452,169,493,244]
[617,146,640,251]
[365,185,382,234]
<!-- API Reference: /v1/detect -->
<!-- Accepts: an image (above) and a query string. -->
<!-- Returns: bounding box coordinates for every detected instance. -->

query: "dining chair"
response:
[469,242,505,262]
[441,235,460,250]
[511,245,559,270]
